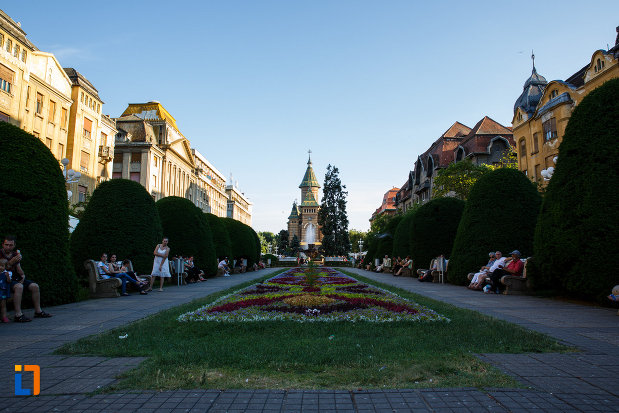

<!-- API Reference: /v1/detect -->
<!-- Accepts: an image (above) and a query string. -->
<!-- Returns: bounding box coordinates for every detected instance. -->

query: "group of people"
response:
[0,235,53,323]
[372,255,413,276]
[467,250,524,294]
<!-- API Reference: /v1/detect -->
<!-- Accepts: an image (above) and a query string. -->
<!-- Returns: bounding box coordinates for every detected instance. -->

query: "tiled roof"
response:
[288,202,299,219]
[564,64,588,88]
[299,157,320,188]
[441,121,471,138]
[63,68,103,103]
[459,116,513,154]
[0,10,37,51]
[300,191,319,207]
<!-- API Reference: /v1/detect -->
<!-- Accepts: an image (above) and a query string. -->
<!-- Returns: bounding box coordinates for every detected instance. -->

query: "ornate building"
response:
[287,154,322,248]
[512,30,619,184]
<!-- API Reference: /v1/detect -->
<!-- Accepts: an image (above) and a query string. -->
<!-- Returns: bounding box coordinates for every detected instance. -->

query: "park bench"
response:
[84,259,122,298]
[467,258,530,295]
[417,257,448,283]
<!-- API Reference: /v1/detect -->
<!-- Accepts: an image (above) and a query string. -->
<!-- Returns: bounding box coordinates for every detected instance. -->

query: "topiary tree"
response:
[205,213,232,261]
[248,226,261,266]
[71,179,162,277]
[532,78,619,302]
[0,123,78,306]
[410,197,464,272]
[392,210,415,258]
[448,168,541,285]
[156,196,217,275]
[375,215,402,259]
[223,218,254,264]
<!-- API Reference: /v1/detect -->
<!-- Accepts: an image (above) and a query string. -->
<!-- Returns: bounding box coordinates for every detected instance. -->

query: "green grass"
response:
[56,268,570,390]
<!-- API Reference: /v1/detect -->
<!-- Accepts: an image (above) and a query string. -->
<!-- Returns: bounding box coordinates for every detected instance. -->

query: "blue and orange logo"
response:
[14,365,40,396]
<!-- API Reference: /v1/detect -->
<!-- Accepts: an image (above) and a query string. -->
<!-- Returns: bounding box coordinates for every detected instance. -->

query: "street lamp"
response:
[358,239,364,259]
[61,158,81,200]
[275,246,279,257]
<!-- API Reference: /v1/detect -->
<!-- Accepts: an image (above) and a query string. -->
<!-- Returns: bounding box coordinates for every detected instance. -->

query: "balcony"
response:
[98,145,113,163]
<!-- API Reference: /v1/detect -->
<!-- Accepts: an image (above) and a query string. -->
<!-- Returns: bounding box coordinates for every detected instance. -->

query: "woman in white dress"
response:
[148,237,171,292]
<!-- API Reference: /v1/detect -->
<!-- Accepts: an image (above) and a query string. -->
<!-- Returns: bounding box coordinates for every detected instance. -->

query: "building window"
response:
[100,132,107,146]
[534,164,541,182]
[543,118,558,141]
[13,44,19,58]
[131,152,141,163]
[5,38,11,53]
[57,143,64,159]
[152,175,157,187]
[80,150,90,173]
[112,172,122,179]
[0,34,3,48]
[532,132,540,154]
[0,78,10,94]
[519,138,526,157]
[25,86,30,106]
[48,100,56,123]
[130,172,140,182]
[61,108,67,129]
[550,89,558,99]
[36,93,43,115]
[45,137,52,148]
[113,153,122,164]
[80,92,84,104]
[83,117,92,140]
[21,49,26,63]
[78,185,87,203]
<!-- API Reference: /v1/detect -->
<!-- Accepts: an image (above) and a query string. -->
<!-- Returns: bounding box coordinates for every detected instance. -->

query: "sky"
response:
[5,1,618,232]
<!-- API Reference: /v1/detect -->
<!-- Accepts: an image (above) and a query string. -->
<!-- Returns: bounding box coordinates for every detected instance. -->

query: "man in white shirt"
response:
[218,258,230,276]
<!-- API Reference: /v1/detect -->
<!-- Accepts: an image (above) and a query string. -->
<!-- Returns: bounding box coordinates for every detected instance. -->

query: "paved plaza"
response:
[0,267,617,412]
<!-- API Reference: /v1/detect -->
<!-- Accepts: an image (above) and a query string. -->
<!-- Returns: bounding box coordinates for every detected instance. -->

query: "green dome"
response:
[288,202,300,219]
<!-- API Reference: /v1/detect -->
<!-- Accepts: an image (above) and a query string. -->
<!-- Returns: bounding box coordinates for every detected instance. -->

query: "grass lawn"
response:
[56,268,570,390]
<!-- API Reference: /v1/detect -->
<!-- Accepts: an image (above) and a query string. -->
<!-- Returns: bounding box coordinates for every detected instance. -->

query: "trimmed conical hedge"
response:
[156,196,217,275]
[375,215,402,259]
[410,197,464,272]
[71,179,162,276]
[223,218,258,265]
[0,122,78,305]
[392,210,415,258]
[205,213,232,261]
[448,168,540,285]
[532,78,619,302]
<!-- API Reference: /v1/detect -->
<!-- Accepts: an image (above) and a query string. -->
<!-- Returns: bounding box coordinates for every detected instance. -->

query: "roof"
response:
[459,116,514,154]
[299,156,320,188]
[300,191,319,207]
[0,10,37,51]
[514,67,548,115]
[63,68,103,103]
[121,102,180,132]
[288,202,300,219]
[564,64,588,88]
[441,121,471,138]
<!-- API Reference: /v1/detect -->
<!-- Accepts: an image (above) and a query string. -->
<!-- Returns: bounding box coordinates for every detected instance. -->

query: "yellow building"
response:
[225,176,252,226]
[287,154,322,247]
[63,68,116,204]
[192,149,228,217]
[0,10,72,161]
[513,33,619,183]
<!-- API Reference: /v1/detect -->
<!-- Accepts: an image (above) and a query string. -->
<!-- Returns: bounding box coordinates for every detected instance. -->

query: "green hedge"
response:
[223,218,258,265]
[156,196,217,276]
[410,197,464,273]
[71,179,162,276]
[392,210,415,258]
[0,122,78,306]
[532,78,619,302]
[204,213,232,261]
[375,215,402,260]
[448,168,540,285]
[262,253,278,264]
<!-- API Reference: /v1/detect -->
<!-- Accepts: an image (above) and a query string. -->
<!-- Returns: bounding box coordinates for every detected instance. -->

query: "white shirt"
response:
[218,260,228,268]
[97,261,111,279]
[488,257,507,272]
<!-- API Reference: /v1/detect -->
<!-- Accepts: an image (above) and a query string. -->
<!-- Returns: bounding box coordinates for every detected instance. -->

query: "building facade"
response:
[226,177,252,226]
[512,32,619,184]
[192,149,228,216]
[287,155,323,247]
[370,187,399,224]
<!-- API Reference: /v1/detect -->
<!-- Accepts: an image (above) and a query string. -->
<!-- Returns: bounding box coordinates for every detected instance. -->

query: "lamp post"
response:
[275,246,279,257]
[358,239,363,259]
[61,158,81,200]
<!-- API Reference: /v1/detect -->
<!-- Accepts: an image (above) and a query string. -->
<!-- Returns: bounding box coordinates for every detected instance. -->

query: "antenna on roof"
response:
[531,50,536,72]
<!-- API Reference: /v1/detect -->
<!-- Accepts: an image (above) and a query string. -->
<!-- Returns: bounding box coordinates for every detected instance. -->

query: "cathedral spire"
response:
[299,151,320,188]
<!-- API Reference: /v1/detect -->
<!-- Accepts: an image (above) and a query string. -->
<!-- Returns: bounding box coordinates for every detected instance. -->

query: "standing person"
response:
[148,237,171,292]
[0,235,52,322]
[218,257,230,276]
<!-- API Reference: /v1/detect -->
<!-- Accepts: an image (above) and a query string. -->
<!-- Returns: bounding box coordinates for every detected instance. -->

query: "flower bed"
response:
[178,267,449,323]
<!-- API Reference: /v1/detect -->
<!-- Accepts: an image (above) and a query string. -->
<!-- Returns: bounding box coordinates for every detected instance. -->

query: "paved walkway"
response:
[0,267,617,412]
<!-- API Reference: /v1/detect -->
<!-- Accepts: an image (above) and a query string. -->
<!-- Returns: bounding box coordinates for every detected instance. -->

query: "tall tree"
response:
[258,231,275,253]
[290,234,301,255]
[318,165,351,255]
[277,229,289,255]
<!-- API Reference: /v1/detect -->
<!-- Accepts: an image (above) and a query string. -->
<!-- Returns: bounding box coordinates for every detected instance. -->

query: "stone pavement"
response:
[0,266,617,412]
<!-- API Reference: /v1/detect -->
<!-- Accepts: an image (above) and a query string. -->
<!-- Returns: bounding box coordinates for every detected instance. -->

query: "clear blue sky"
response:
[5,1,618,232]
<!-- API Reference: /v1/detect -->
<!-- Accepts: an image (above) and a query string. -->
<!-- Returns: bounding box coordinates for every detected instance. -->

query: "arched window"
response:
[519,138,527,157]
[455,147,464,162]
[427,157,434,177]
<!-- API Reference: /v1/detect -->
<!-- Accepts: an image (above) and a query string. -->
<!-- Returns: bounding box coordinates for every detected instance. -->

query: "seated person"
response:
[218,257,231,276]
[98,253,147,296]
[119,259,149,288]
[184,256,205,283]
[395,256,412,276]
[487,250,523,293]
[0,259,11,323]
[234,259,246,273]
[392,256,403,276]
[468,252,497,290]
[419,255,446,282]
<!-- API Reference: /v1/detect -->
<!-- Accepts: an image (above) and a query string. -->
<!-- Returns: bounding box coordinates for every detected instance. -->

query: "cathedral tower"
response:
[287,152,322,247]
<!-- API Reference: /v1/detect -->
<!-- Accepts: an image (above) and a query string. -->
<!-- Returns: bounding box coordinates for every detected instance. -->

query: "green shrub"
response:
[262,253,278,264]
[249,226,261,266]
[375,215,402,259]
[204,213,232,261]
[156,196,217,275]
[448,168,541,285]
[392,210,415,258]
[0,122,78,306]
[410,197,464,272]
[532,78,619,302]
[71,179,162,276]
[223,218,256,264]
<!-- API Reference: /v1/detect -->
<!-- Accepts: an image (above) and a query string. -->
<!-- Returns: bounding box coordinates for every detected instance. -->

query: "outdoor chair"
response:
[84,259,121,298]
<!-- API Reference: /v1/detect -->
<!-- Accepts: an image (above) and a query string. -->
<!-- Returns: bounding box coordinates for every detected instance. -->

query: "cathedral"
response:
[287,153,323,248]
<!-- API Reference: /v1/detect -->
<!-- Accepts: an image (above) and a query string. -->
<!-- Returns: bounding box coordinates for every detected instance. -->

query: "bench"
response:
[417,258,448,283]
[500,259,531,295]
[84,259,122,298]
